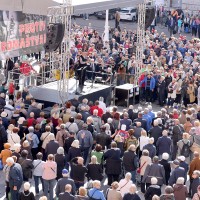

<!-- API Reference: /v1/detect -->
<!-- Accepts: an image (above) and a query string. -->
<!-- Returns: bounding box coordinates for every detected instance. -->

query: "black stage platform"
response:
[29,78,112,107]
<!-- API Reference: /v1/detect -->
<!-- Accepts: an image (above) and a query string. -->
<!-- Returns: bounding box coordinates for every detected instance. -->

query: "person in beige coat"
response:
[56,124,69,147]
[107,181,122,200]
[140,149,152,193]
[40,126,53,150]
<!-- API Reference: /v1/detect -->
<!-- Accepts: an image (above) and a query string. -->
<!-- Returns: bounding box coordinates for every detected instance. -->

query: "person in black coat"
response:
[159,153,171,185]
[149,120,162,144]
[18,150,34,181]
[0,119,7,151]
[86,155,103,181]
[144,177,161,200]
[7,157,23,200]
[104,141,121,185]
[64,132,75,154]
[96,128,111,150]
[168,160,185,186]
[45,134,59,156]
[55,147,66,180]
[67,140,82,162]
[55,169,76,197]
[133,113,147,131]
[123,184,141,200]
[157,76,166,106]
[19,182,35,200]
[191,170,200,197]
[70,157,87,190]
[58,184,75,200]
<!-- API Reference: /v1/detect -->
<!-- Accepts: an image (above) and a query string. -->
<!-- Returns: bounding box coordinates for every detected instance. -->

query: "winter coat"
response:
[18,158,34,180]
[189,158,200,178]
[9,163,23,189]
[67,147,81,162]
[156,136,172,155]
[19,191,35,200]
[159,159,171,185]
[142,163,166,185]
[144,185,161,200]
[104,148,121,175]
[173,184,188,200]
[123,150,138,172]
[168,167,185,186]
[45,140,59,156]
[140,155,152,176]
[191,178,200,197]
[55,154,66,180]
[55,177,76,196]
[160,194,175,200]
[86,163,103,181]
[143,143,156,158]
[56,129,68,147]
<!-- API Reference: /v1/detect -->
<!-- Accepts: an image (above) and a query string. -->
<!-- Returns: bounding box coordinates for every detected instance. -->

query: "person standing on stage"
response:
[76,50,88,92]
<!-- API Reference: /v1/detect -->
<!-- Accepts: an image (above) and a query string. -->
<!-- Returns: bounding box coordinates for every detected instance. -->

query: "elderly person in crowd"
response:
[139,149,152,193]
[142,156,166,191]
[106,181,122,200]
[19,182,35,200]
[144,177,161,200]
[173,177,188,200]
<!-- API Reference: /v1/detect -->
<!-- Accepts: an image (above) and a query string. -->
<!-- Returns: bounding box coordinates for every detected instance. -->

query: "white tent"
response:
[0,0,142,15]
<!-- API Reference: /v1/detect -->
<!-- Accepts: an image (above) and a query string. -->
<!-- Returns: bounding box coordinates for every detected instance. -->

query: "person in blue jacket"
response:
[139,73,156,103]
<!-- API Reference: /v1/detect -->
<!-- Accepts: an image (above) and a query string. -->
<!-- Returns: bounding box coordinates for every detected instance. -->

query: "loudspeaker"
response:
[145,7,156,29]
[44,23,65,52]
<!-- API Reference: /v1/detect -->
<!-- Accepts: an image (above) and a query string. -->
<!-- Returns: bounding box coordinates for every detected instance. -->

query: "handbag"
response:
[136,161,146,174]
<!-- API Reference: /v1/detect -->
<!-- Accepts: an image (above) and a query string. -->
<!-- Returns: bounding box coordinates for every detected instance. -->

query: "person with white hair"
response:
[87,155,103,181]
[67,140,82,162]
[88,180,105,200]
[173,177,188,200]
[123,184,141,200]
[142,108,152,132]
[119,112,132,131]
[25,126,40,159]
[159,153,171,185]
[91,109,102,134]
[144,177,161,200]
[6,157,23,200]
[7,126,20,151]
[143,137,156,158]
[147,105,155,120]
[156,130,172,159]
[4,100,14,120]
[45,133,59,156]
[149,119,162,144]
[117,172,133,197]
[99,96,107,114]
[101,108,113,124]
[19,182,35,199]
[142,156,166,189]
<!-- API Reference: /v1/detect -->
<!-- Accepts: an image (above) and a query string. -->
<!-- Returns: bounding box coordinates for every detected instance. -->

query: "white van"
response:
[119,7,137,21]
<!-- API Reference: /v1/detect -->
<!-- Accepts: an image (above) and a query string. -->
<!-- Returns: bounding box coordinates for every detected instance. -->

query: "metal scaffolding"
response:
[135,2,146,85]
[47,0,73,105]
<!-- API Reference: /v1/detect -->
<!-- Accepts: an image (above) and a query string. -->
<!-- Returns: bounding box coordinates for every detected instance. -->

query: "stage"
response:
[29,78,113,107]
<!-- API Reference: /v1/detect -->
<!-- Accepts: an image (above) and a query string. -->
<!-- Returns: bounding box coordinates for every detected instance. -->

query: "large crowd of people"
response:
[0,8,200,200]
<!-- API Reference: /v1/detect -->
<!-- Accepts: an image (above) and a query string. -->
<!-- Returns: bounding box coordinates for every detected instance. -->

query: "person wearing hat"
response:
[55,169,76,198]
[1,111,9,129]
[76,123,93,164]
[0,143,12,165]
[178,156,188,183]
[168,160,185,186]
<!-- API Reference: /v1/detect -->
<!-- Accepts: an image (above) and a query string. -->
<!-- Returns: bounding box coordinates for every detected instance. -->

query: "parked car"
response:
[95,8,121,20]
[119,7,137,21]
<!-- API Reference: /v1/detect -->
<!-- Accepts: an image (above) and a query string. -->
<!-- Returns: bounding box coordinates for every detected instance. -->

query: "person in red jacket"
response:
[90,101,103,117]
[139,70,147,102]
[27,112,35,127]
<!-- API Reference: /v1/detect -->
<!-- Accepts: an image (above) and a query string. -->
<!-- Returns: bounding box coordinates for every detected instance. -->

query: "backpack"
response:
[181,140,190,157]
[125,136,138,150]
